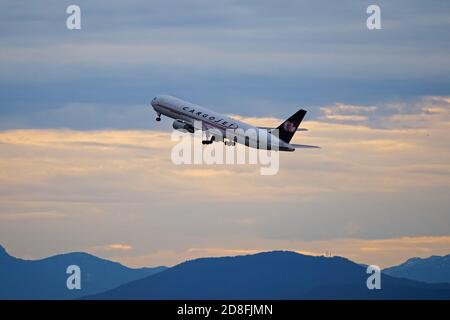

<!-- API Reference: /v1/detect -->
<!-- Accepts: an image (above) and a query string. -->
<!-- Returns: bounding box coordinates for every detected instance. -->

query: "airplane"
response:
[151,95,319,152]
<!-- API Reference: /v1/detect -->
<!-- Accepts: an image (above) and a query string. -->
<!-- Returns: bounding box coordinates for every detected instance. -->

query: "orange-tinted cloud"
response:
[0,96,449,267]
[108,236,450,269]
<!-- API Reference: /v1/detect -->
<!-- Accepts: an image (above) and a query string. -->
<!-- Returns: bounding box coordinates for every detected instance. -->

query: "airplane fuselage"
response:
[151,95,296,151]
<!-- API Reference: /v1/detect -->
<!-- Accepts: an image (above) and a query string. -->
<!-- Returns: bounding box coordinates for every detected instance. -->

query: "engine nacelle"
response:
[172,120,194,133]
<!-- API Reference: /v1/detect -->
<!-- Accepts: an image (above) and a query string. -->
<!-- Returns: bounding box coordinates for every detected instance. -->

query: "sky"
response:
[0,1,449,268]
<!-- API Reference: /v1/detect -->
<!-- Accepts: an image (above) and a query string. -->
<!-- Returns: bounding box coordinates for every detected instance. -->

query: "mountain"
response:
[86,251,450,300]
[384,254,450,284]
[0,245,166,299]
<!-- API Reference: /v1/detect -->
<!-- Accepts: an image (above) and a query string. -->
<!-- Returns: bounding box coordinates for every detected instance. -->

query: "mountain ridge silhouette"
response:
[84,250,450,300]
[384,254,450,284]
[0,244,166,299]
[3,245,450,300]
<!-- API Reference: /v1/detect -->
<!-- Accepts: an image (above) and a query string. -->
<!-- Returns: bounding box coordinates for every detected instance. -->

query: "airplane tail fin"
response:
[276,109,307,143]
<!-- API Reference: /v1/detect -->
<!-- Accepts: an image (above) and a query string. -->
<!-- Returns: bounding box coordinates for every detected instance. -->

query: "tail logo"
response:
[283,121,297,133]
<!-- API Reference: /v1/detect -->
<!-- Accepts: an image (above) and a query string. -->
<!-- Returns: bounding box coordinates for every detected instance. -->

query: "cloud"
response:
[319,103,377,124]
[84,243,133,258]
[1,98,449,198]
[0,96,449,267]
[1,0,449,120]
[105,236,450,268]
[314,96,450,130]
[295,236,450,268]
[0,98,449,200]
[384,96,450,129]
[99,243,133,251]
[0,211,65,221]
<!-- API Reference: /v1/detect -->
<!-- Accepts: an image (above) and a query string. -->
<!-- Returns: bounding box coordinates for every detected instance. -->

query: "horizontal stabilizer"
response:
[258,127,308,131]
[291,144,320,149]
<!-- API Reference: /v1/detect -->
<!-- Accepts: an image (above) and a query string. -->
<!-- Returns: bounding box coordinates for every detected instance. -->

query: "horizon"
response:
[1,241,449,269]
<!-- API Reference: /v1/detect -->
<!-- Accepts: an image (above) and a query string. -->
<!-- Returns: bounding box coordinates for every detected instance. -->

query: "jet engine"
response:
[172,120,194,133]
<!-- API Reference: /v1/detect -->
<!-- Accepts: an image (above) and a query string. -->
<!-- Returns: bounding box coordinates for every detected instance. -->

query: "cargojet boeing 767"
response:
[151,95,319,152]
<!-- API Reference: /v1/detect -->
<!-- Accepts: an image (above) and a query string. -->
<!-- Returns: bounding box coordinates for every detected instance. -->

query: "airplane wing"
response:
[290,144,320,149]
[258,127,308,131]
[188,119,216,131]
[202,121,226,136]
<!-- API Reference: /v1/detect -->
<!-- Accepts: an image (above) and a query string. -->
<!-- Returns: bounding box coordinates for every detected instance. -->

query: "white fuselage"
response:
[151,95,295,151]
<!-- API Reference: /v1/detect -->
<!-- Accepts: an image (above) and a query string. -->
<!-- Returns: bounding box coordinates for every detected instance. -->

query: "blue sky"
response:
[0,1,449,268]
